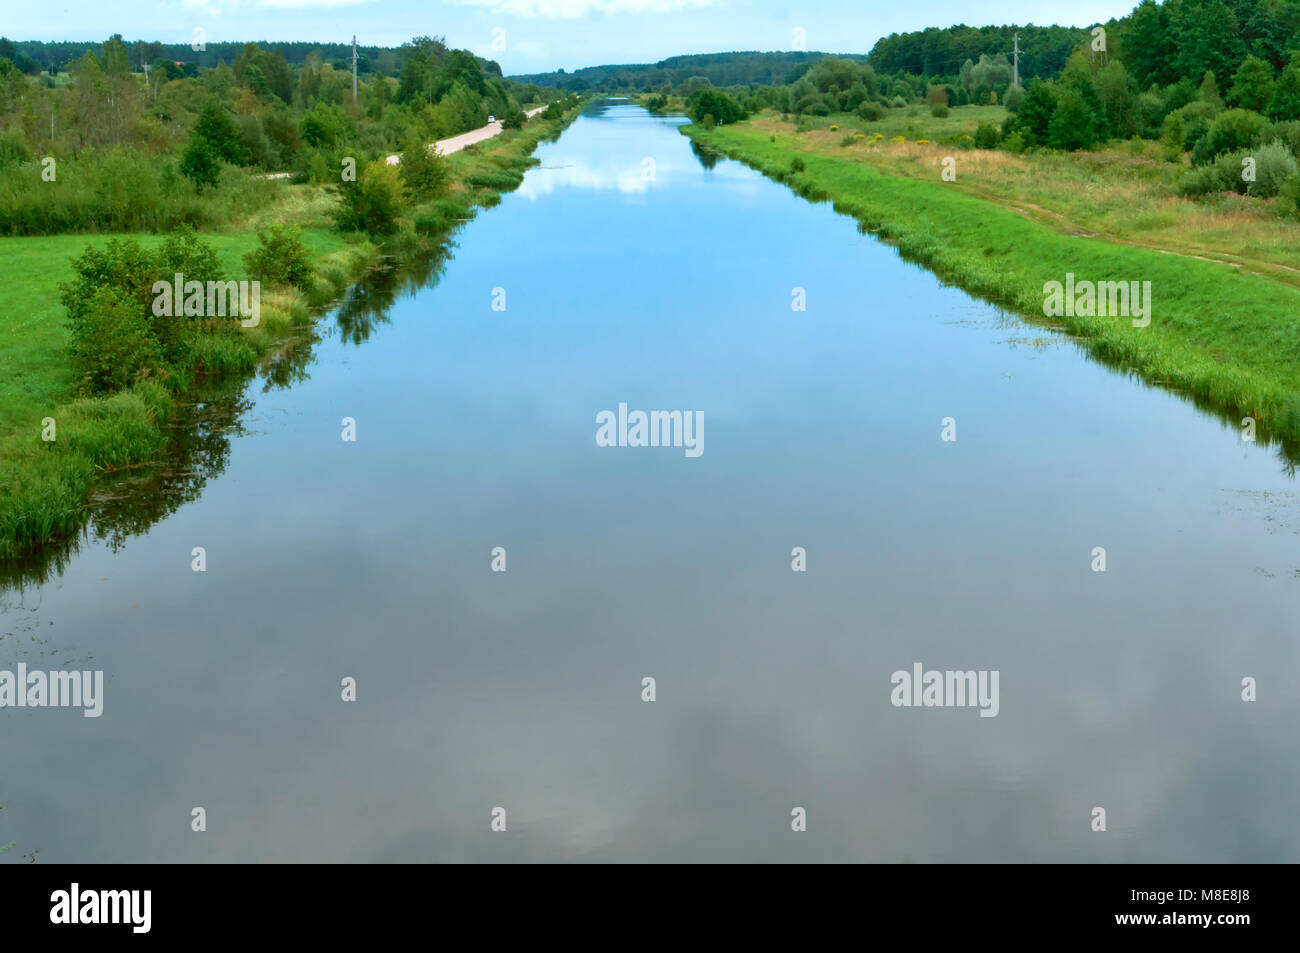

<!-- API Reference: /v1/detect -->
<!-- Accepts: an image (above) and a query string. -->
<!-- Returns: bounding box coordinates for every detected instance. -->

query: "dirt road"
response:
[385,106,548,166]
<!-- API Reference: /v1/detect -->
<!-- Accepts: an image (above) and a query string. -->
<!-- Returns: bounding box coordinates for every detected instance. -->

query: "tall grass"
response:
[0,150,277,236]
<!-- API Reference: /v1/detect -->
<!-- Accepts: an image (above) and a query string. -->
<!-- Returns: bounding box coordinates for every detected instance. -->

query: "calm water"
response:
[2,101,1297,863]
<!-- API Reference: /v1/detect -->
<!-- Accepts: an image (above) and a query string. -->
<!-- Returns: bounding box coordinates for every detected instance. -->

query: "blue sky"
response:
[10,0,1136,74]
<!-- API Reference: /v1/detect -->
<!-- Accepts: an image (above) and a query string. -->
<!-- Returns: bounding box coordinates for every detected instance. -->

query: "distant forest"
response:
[508,51,868,90]
[0,37,500,79]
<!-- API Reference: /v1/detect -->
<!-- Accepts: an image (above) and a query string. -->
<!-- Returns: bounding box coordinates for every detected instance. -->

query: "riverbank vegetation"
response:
[653,2,1300,454]
[685,112,1300,454]
[0,50,585,558]
[0,33,566,235]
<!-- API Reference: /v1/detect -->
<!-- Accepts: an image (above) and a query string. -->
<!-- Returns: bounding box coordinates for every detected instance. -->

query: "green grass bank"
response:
[0,103,585,560]
[683,119,1300,456]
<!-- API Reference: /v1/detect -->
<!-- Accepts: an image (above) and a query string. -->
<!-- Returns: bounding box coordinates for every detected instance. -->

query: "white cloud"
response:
[448,0,716,20]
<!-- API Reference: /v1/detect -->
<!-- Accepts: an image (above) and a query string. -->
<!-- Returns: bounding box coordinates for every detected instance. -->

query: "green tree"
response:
[399,139,450,199]
[193,98,246,163]
[1199,69,1225,110]
[332,160,404,236]
[1171,0,1246,90]
[1229,55,1275,112]
[1094,60,1139,139]
[1013,79,1057,145]
[1123,0,1175,87]
[1048,86,1098,150]
[688,88,745,125]
[1267,64,1300,121]
[180,135,220,189]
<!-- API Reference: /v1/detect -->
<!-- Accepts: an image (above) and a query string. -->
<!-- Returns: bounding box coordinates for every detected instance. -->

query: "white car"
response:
[488,115,496,124]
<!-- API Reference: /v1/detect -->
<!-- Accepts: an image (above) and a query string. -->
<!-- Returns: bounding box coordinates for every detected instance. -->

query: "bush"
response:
[974,122,1000,149]
[59,226,226,379]
[180,136,221,190]
[0,130,30,167]
[1178,150,1249,196]
[1001,130,1028,154]
[332,160,404,236]
[857,101,885,122]
[399,139,451,200]
[1003,85,1025,113]
[686,89,748,126]
[1193,109,1268,165]
[1275,173,1300,217]
[1266,120,1300,160]
[930,104,949,118]
[1246,141,1298,198]
[68,288,163,395]
[243,224,314,289]
[1160,112,1186,160]
[789,156,806,174]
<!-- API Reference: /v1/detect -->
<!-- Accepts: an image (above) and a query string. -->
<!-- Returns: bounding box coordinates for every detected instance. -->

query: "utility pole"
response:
[1012,33,1021,89]
[352,35,358,106]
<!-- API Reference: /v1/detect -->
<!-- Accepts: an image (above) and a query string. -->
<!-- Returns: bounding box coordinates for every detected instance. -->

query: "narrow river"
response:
[2,101,1297,862]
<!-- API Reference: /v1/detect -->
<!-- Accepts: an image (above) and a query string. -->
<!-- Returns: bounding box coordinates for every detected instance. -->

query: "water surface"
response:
[2,101,1297,863]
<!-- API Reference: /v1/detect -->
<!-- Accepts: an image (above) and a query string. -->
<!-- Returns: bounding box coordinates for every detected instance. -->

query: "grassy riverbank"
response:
[0,103,584,559]
[684,108,1300,453]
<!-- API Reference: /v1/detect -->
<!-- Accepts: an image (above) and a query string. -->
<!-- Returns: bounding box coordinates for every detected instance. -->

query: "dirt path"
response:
[258,107,551,179]
[385,106,548,166]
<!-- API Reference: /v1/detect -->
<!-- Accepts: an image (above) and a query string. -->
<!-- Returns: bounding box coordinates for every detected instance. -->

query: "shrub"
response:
[930,104,949,118]
[1266,120,1300,160]
[0,130,30,167]
[789,156,806,174]
[1193,109,1268,165]
[1003,85,1025,113]
[1001,130,1028,154]
[1275,173,1300,218]
[1160,111,1186,160]
[243,224,314,289]
[688,89,745,126]
[399,139,451,200]
[69,288,162,394]
[974,122,1000,149]
[332,160,404,236]
[857,101,885,122]
[180,137,220,190]
[59,226,226,378]
[1178,150,1248,196]
[1246,141,1298,198]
